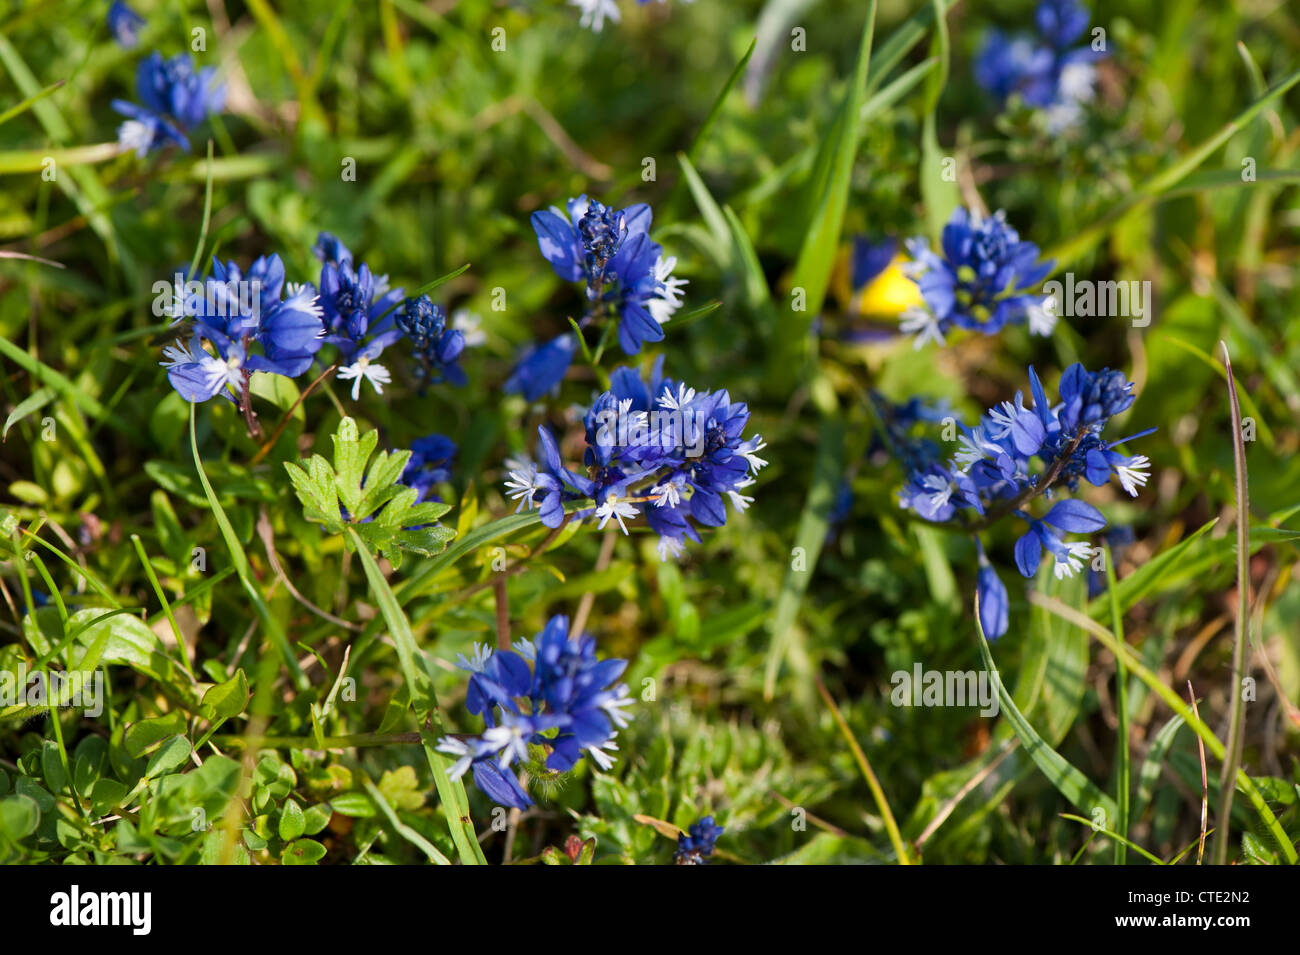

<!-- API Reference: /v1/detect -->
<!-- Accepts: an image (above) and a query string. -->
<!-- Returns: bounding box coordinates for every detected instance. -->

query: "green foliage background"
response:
[0,0,1298,865]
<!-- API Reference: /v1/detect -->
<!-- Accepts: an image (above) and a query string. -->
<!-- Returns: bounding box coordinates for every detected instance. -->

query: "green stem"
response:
[1215,342,1250,866]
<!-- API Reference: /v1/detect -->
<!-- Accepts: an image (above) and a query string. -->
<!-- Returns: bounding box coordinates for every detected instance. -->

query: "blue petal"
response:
[470,759,532,809]
[1010,407,1047,456]
[1043,498,1106,533]
[977,564,1009,640]
[1014,530,1043,578]
[531,209,584,282]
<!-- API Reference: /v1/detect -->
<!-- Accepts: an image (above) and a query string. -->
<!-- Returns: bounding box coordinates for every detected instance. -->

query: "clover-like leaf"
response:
[285,417,457,562]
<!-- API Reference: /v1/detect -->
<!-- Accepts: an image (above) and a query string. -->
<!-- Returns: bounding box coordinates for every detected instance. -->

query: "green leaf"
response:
[281,839,328,865]
[0,794,39,840]
[3,387,55,439]
[302,803,332,836]
[778,1,878,379]
[328,792,378,818]
[286,417,457,564]
[201,669,249,722]
[145,735,193,779]
[125,712,188,758]
[41,741,68,794]
[278,799,306,841]
[918,0,958,245]
[976,597,1119,826]
[348,529,484,865]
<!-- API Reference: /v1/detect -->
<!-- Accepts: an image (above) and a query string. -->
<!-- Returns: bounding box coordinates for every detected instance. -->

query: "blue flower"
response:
[504,334,578,402]
[674,815,724,865]
[511,196,686,396]
[976,545,1010,640]
[891,363,1150,639]
[160,254,325,402]
[311,233,406,399]
[436,615,633,809]
[504,359,765,560]
[107,1,146,49]
[396,295,467,389]
[400,433,457,503]
[974,31,1056,106]
[901,208,1055,346]
[112,52,225,156]
[975,0,1105,131]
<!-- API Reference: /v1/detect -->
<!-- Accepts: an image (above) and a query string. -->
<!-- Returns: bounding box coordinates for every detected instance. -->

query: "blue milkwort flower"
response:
[900,208,1056,347]
[436,615,634,809]
[396,295,467,389]
[503,334,578,402]
[503,358,765,561]
[112,52,225,157]
[160,254,324,404]
[892,363,1151,639]
[107,1,146,48]
[399,433,457,504]
[674,815,724,865]
[974,0,1106,132]
[509,195,686,400]
[310,232,406,399]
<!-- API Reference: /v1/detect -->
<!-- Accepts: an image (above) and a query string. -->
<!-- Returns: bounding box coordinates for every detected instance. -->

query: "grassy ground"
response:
[0,0,1298,865]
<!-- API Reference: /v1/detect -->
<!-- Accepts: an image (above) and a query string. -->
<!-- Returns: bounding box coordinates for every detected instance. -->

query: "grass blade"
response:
[1030,592,1297,863]
[189,406,307,691]
[348,527,486,865]
[775,1,877,382]
[1214,341,1250,865]
[816,678,911,864]
[976,594,1119,826]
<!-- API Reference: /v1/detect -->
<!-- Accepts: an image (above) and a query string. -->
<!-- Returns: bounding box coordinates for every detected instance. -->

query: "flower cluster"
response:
[893,363,1151,639]
[974,0,1105,131]
[504,358,765,561]
[900,208,1056,347]
[309,232,470,399]
[312,232,407,399]
[437,615,633,809]
[397,295,468,389]
[508,196,685,400]
[113,50,225,157]
[674,815,724,865]
[160,255,324,404]
[570,0,695,33]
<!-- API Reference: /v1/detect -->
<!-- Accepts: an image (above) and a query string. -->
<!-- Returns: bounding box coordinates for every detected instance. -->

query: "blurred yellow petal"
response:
[857,257,924,317]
